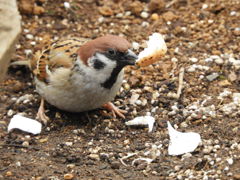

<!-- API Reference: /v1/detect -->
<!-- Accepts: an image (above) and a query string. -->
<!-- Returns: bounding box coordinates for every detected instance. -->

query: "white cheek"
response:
[85,53,117,83]
[73,53,116,84]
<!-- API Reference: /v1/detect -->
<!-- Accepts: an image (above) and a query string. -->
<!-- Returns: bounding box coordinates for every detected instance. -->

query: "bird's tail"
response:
[10,60,30,67]
[10,54,32,69]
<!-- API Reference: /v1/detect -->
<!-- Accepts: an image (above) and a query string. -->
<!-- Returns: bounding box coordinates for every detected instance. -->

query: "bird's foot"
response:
[36,98,50,125]
[102,102,127,118]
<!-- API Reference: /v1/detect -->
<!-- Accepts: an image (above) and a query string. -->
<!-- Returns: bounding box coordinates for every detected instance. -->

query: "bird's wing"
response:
[32,37,89,83]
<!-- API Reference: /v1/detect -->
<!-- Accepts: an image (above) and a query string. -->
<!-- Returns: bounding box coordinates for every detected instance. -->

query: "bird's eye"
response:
[108,49,116,55]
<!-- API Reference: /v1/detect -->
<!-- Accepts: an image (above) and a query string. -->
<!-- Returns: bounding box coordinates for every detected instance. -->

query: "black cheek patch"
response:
[93,59,105,70]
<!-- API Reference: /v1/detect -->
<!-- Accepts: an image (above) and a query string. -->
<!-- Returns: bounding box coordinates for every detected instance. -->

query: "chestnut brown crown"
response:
[77,35,132,64]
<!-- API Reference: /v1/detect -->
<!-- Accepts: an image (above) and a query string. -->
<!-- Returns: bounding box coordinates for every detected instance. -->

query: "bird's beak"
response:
[123,49,138,66]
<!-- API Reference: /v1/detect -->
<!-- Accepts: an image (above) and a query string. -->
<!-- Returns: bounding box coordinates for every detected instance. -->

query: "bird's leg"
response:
[102,102,127,118]
[36,98,50,125]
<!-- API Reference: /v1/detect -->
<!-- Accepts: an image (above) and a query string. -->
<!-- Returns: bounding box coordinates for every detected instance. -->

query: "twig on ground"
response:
[176,67,185,99]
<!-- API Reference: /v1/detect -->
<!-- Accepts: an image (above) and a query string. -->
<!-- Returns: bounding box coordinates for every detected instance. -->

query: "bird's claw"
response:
[102,102,127,119]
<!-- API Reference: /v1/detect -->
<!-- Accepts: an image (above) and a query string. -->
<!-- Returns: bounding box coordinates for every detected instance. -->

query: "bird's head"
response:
[78,35,137,68]
[77,35,138,88]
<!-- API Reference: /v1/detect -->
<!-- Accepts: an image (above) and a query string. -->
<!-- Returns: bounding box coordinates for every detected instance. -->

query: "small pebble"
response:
[26,34,33,39]
[67,164,75,169]
[64,2,71,9]
[180,122,188,128]
[206,73,219,81]
[24,49,32,56]
[140,11,149,19]
[116,13,123,18]
[135,100,142,105]
[187,66,196,72]
[141,21,149,27]
[171,57,178,62]
[65,142,73,146]
[110,161,120,169]
[190,57,198,63]
[151,13,159,20]
[132,42,140,50]
[22,141,29,147]
[125,11,131,16]
[202,4,208,9]
[16,161,21,167]
[209,160,215,165]
[64,173,74,180]
[215,58,224,64]
[5,171,13,177]
[227,158,233,165]
[89,154,100,161]
[7,109,14,117]
[230,11,236,16]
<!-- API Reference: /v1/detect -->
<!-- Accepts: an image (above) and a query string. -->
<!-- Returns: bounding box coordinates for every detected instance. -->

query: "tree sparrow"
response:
[29,35,137,124]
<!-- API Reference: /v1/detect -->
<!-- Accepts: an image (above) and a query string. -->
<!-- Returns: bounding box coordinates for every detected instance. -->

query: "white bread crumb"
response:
[137,33,167,67]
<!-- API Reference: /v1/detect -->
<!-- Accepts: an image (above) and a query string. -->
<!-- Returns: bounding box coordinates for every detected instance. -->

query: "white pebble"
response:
[89,153,100,161]
[190,57,198,63]
[64,2,71,9]
[174,47,179,53]
[141,21,149,27]
[23,29,29,33]
[65,142,73,146]
[140,11,149,19]
[214,145,220,150]
[182,152,192,159]
[180,122,188,128]
[208,19,214,24]
[215,58,224,64]
[24,49,32,56]
[125,11,131,16]
[26,34,33,40]
[132,42,140,50]
[203,175,208,180]
[209,161,215,165]
[171,57,178,62]
[205,57,213,62]
[237,144,240,150]
[202,4,208,9]
[116,13,123,18]
[30,41,36,46]
[224,166,229,171]
[98,16,104,23]
[146,112,151,116]
[135,100,142,105]
[177,175,182,180]
[230,11,236,16]
[141,99,148,106]
[187,66,196,72]
[16,161,21,167]
[226,158,233,165]
[230,143,238,149]
[7,109,14,117]
[22,141,29,147]
[16,94,33,104]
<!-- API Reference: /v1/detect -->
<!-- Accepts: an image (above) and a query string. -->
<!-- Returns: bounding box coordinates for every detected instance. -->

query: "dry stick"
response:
[176,67,185,99]
[166,0,178,8]
[119,153,137,166]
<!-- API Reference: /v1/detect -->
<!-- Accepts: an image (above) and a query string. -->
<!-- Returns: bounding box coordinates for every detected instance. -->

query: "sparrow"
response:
[28,35,137,124]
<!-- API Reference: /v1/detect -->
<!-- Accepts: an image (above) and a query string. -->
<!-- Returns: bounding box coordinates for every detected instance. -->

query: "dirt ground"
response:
[0,0,240,179]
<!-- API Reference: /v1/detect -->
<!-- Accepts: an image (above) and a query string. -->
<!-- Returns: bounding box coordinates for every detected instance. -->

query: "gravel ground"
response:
[0,0,240,179]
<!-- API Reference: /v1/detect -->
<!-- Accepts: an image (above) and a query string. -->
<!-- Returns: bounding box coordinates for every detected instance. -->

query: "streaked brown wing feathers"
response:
[31,37,89,83]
